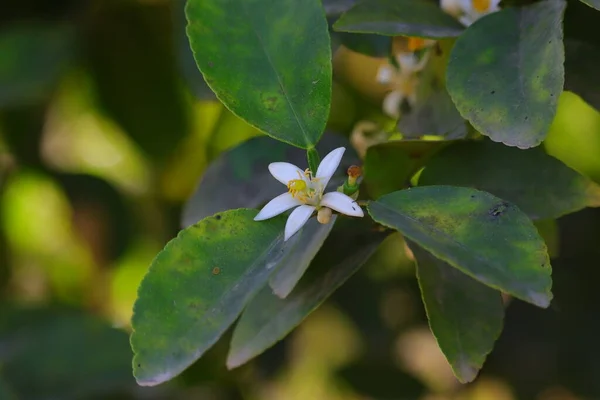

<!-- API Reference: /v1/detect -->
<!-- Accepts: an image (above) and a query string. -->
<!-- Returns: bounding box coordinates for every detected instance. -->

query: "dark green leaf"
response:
[186,0,332,149]
[131,209,287,386]
[226,217,388,369]
[338,32,392,57]
[0,24,74,107]
[324,0,359,16]
[363,140,451,199]
[367,186,553,307]
[564,39,600,110]
[181,134,359,228]
[269,216,337,298]
[86,2,190,160]
[0,307,133,399]
[333,0,464,38]
[409,242,504,383]
[579,0,600,10]
[418,140,600,220]
[446,0,566,148]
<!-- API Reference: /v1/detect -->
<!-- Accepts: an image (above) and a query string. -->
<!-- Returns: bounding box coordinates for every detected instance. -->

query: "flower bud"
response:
[317,207,333,224]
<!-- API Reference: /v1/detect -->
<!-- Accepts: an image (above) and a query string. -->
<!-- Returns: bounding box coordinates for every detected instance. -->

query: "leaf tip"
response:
[528,290,553,309]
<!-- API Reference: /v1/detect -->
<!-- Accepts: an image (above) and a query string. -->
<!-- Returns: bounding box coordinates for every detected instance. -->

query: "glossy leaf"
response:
[269,216,337,298]
[446,0,566,148]
[181,134,359,228]
[324,0,359,16]
[227,217,388,369]
[131,209,287,386]
[409,242,504,383]
[338,32,392,57]
[368,186,553,308]
[579,0,600,10]
[333,0,464,38]
[0,307,134,399]
[418,140,600,220]
[363,140,450,199]
[186,0,332,149]
[0,24,73,107]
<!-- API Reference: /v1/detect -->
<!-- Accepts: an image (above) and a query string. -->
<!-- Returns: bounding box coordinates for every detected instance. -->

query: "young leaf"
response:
[446,0,566,148]
[418,140,600,220]
[185,0,332,149]
[367,186,553,308]
[269,216,337,298]
[409,242,504,383]
[333,0,464,38]
[181,134,358,227]
[226,217,388,369]
[131,209,287,386]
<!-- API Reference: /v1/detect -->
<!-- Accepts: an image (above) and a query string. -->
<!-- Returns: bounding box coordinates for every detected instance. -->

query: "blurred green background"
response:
[2,0,600,399]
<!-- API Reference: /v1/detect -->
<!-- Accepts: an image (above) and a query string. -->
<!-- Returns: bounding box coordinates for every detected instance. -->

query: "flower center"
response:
[472,0,491,12]
[287,171,322,205]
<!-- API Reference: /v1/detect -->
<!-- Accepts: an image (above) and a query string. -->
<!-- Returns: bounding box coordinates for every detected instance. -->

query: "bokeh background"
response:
[2,0,600,399]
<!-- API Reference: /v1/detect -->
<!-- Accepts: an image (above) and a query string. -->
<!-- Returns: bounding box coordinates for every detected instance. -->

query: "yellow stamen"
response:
[407,37,426,52]
[472,0,491,12]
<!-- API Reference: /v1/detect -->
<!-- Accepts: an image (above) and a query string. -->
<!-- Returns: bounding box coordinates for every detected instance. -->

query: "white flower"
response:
[441,0,501,26]
[254,147,364,241]
[376,64,420,119]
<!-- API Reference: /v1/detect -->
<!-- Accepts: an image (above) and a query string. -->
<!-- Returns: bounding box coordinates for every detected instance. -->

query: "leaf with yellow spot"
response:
[367,186,553,308]
[446,0,566,148]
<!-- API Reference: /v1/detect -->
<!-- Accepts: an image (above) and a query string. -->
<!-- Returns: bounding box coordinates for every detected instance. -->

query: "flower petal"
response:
[284,205,315,241]
[441,0,464,16]
[321,192,364,217]
[383,90,404,119]
[268,162,305,185]
[254,192,302,221]
[376,65,394,84]
[315,147,345,189]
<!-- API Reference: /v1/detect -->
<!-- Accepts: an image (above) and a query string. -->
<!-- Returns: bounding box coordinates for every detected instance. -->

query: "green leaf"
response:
[324,0,359,16]
[181,134,359,227]
[579,0,600,10]
[269,216,337,298]
[363,140,451,199]
[418,140,600,220]
[446,0,566,148]
[409,242,504,383]
[0,24,74,107]
[131,209,287,386]
[367,186,553,307]
[333,0,464,38]
[0,307,134,399]
[338,32,392,58]
[186,0,332,149]
[226,217,388,369]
